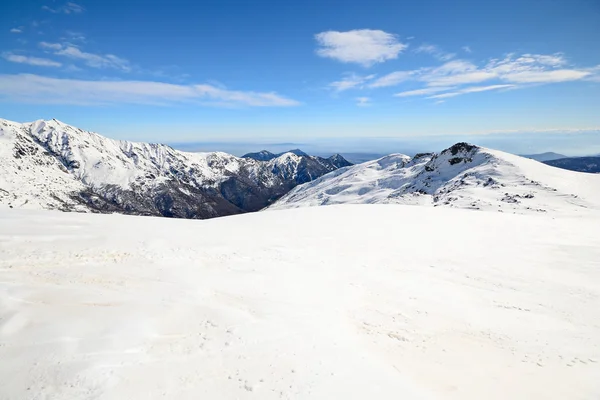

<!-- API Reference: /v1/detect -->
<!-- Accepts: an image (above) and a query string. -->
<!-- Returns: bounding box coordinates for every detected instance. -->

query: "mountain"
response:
[242,148,351,169]
[519,152,567,162]
[0,118,349,218]
[2,204,599,399]
[269,143,600,215]
[544,157,600,173]
[242,149,310,161]
[241,150,277,161]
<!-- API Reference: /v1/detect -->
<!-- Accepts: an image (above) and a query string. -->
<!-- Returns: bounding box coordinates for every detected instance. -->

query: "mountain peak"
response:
[269,144,600,215]
[441,142,480,156]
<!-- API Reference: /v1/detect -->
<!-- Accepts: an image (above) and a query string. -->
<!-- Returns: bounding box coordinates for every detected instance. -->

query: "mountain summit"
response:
[269,142,600,215]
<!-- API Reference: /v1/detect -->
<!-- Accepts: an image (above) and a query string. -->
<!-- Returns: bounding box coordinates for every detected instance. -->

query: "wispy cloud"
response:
[2,53,62,67]
[415,44,455,61]
[329,73,375,92]
[428,84,516,99]
[315,29,408,67]
[42,2,84,14]
[355,97,372,107]
[10,28,23,34]
[0,74,301,107]
[462,46,472,53]
[368,71,414,88]
[40,42,131,71]
[355,51,599,100]
[39,42,63,50]
[394,86,456,97]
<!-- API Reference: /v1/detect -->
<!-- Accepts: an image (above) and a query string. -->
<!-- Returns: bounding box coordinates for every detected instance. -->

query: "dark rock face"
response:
[443,142,478,156]
[326,154,353,169]
[413,152,434,160]
[544,157,600,173]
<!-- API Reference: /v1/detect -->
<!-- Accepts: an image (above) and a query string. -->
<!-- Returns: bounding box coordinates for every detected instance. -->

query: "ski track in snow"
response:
[1,205,599,399]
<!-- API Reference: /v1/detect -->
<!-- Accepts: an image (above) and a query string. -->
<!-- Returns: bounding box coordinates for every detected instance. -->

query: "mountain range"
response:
[0,118,351,218]
[3,118,600,219]
[270,143,600,215]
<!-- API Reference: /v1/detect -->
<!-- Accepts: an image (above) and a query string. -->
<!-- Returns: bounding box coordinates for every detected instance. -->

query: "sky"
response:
[1,0,600,155]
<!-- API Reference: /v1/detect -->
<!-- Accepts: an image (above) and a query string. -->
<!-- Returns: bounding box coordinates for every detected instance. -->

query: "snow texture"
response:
[0,205,599,399]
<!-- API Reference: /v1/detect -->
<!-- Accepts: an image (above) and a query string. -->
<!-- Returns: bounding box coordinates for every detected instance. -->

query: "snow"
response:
[270,145,600,215]
[1,205,599,399]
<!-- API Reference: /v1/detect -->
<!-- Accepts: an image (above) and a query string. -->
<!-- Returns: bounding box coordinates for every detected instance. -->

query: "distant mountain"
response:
[241,150,277,161]
[243,149,352,170]
[0,118,350,218]
[269,143,600,215]
[544,157,600,173]
[242,148,310,160]
[519,152,567,162]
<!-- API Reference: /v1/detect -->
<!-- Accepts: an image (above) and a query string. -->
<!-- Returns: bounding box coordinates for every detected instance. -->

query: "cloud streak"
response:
[315,29,408,67]
[0,74,301,107]
[415,44,455,61]
[428,84,516,99]
[42,2,84,14]
[336,51,599,101]
[329,74,375,92]
[2,53,62,67]
[40,42,131,71]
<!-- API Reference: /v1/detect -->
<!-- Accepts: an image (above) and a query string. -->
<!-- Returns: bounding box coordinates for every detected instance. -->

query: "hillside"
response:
[1,205,599,399]
[270,143,600,215]
[0,118,350,218]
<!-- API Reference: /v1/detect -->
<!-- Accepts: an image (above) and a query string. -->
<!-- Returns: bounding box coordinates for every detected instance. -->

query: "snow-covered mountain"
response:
[242,148,352,170]
[0,118,351,218]
[270,143,600,214]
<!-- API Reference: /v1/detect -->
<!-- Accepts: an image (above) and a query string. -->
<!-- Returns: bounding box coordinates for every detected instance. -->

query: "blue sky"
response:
[1,0,600,154]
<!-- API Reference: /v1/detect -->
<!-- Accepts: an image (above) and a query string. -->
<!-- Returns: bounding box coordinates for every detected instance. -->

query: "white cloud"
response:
[462,46,472,53]
[329,74,375,92]
[42,2,84,14]
[503,69,591,83]
[39,42,63,50]
[355,97,371,107]
[39,42,131,71]
[368,71,414,88]
[2,53,62,67]
[428,84,516,99]
[424,70,498,86]
[0,74,300,107]
[329,50,598,102]
[10,28,23,34]
[315,29,408,67]
[394,86,456,97]
[415,44,455,61]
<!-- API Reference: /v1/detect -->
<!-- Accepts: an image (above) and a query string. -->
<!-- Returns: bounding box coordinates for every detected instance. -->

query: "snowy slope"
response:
[0,118,350,218]
[270,143,600,215]
[1,205,599,399]
[0,119,89,211]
